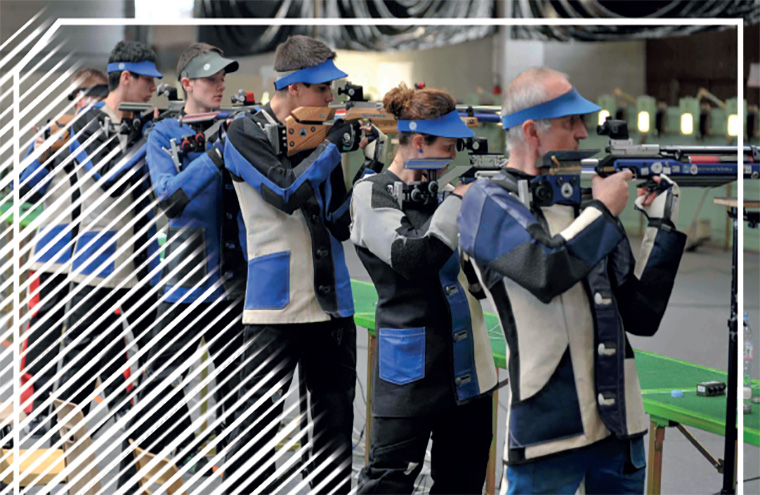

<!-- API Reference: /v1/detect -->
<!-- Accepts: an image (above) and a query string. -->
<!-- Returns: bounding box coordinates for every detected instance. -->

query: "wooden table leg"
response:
[365,333,376,465]
[647,419,666,495]
[485,388,498,495]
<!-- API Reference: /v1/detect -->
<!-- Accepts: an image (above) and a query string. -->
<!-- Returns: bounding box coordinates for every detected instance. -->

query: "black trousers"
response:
[57,282,156,414]
[21,272,67,414]
[223,318,357,495]
[55,282,156,492]
[129,299,245,456]
[358,395,493,495]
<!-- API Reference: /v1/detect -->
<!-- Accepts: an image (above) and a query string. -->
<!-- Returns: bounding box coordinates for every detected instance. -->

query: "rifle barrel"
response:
[455,104,501,113]
[660,145,757,155]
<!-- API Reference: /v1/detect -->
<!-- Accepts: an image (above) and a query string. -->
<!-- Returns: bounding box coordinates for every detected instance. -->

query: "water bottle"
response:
[744,312,754,397]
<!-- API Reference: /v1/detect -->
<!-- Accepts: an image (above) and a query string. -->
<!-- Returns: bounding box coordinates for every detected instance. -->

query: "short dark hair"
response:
[274,35,336,75]
[107,40,158,91]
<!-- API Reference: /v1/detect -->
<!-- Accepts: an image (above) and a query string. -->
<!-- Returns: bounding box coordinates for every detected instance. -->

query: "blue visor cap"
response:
[397,110,475,139]
[501,87,600,129]
[107,60,163,79]
[274,59,348,90]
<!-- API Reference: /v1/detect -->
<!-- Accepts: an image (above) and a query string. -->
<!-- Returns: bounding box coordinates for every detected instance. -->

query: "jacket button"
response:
[597,393,616,407]
[316,249,328,259]
[594,292,611,305]
[318,285,332,294]
[226,212,233,220]
[444,284,458,295]
[311,214,320,223]
[597,343,617,356]
[225,242,236,249]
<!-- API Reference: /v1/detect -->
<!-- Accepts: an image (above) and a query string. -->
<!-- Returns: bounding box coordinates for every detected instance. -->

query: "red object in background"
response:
[414,82,426,90]
[20,272,40,413]
[493,85,502,96]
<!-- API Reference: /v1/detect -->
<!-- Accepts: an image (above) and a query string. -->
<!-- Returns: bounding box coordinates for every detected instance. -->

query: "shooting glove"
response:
[326,119,361,153]
[634,173,680,229]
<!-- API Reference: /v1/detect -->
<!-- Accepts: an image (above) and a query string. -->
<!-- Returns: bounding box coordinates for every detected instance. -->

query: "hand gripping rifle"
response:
[520,119,759,209]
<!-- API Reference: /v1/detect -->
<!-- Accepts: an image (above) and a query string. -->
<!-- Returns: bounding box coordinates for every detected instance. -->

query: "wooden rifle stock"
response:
[284,106,480,157]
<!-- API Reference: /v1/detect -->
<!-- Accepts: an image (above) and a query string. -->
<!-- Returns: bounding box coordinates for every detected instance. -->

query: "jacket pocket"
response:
[72,231,116,277]
[245,251,290,310]
[162,225,207,288]
[378,327,425,386]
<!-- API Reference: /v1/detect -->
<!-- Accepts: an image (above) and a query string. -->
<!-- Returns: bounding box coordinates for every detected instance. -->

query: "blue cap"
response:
[107,60,163,79]
[501,87,600,129]
[397,110,475,139]
[274,59,348,90]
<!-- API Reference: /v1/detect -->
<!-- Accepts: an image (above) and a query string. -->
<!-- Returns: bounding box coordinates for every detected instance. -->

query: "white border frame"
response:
[9,15,746,495]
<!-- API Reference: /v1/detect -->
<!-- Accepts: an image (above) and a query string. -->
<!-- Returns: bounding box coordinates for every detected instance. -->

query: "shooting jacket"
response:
[19,129,81,273]
[223,104,354,324]
[350,171,498,417]
[458,169,686,464]
[66,101,159,289]
[146,117,246,303]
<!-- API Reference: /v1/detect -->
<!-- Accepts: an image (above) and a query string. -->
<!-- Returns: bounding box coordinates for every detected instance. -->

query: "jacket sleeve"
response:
[18,142,57,203]
[350,179,461,278]
[68,111,145,198]
[608,225,687,336]
[223,116,342,215]
[458,179,627,304]
[146,124,222,218]
[319,164,352,241]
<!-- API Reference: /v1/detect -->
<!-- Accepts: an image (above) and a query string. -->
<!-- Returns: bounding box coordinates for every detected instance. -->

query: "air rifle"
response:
[524,119,759,209]
[283,82,493,157]
[283,82,396,156]
[436,136,505,187]
[117,86,258,143]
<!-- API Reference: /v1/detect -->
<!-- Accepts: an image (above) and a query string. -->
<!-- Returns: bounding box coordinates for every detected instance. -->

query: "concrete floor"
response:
[2,235,759,494]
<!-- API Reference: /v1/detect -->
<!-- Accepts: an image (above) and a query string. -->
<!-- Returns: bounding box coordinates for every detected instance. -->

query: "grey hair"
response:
[502,67,568,151]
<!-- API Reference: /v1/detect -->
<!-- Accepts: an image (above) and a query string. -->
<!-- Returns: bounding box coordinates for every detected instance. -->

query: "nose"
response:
[575,121,588,140]
[325,92,334,104]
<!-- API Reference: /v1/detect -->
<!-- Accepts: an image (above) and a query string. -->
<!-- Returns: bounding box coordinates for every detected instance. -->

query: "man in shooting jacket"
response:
[458,67,687,494]
[222,35,361,493]
[129,42,246,472]
[53,42,162,489]
[18,69,109,431]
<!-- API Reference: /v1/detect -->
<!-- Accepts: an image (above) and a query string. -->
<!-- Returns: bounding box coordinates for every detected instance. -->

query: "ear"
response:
[119,71,132,88]
[180,77,193,94]
[287,83,300,98]
[411,133,425,151]
[522,120,539,147]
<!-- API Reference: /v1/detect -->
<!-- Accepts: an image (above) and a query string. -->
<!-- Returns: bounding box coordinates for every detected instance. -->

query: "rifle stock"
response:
[284,106,481,157]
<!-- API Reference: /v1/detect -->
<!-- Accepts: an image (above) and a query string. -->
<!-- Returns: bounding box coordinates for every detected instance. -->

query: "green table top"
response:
[1,202,44,228]
[350,279,760,446]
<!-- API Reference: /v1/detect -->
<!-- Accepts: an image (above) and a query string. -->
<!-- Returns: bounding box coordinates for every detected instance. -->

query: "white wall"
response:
[498,28,646,104]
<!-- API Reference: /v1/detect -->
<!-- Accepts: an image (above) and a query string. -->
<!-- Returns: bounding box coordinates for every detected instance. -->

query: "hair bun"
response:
[382,83,415,120]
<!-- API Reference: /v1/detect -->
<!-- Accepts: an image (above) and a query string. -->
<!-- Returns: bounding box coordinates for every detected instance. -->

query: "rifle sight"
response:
[338,82,365,102]
[597,119,630,140]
